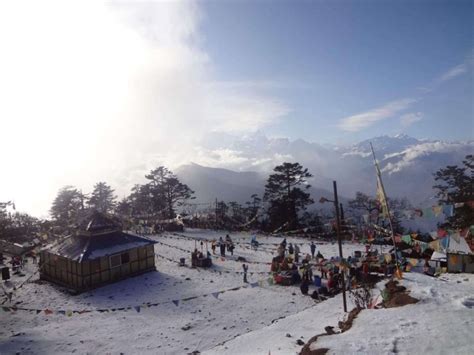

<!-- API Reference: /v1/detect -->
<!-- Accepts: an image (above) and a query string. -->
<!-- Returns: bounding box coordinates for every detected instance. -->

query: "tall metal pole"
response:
[333,180,347,313]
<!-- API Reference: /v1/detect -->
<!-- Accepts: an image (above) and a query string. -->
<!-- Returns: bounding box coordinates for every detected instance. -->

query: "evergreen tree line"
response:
[1,155,472,238]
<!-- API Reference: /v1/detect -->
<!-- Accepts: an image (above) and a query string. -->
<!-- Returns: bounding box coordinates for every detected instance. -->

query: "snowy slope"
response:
[1,230,473,354]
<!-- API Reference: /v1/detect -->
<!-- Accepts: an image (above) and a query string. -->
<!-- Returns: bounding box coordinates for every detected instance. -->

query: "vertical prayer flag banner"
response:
[267,277,274,285]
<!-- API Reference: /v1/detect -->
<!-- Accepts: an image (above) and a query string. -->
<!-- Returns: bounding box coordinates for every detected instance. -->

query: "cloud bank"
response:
[0,0,288,217]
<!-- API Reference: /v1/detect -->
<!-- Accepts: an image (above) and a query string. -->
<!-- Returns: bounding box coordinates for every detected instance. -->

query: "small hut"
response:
[40,211,156,292]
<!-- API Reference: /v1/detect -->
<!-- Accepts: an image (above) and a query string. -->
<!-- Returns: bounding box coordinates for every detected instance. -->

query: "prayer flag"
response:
[402,235,412,245]
[44,309,53,315]
[429,240,440,252]
[423,208,434,218]
[440,237,449,250]
[451,232,461,243]
[134,306,141,313]
[172,300,179,307]
[211,292,220,300]
[438,229,447,238]
[408,258,419,267]
[442,204,454,217]
[432,205,443,217]
[66,310,73,317]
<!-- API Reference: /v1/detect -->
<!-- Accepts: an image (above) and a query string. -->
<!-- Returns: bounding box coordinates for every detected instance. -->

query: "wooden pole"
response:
[333,180,347,313]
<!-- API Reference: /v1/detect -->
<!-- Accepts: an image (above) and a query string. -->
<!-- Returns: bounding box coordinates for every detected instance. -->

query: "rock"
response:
[286,333,292,337]
[181,324,192,331]
[325,326,336,335]
[296,339,305,346]
[185,277,191,281]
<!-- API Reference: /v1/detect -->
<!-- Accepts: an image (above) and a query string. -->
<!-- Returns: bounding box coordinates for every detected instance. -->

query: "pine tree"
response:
[88,182,116,214]
[433,154,474,228]
[50,186,85,229]
[264,162,313,230]
[144,166,194,219]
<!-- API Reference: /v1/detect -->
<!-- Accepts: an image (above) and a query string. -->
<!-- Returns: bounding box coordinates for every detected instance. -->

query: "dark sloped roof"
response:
[52,231,155,262]
[49,211,154,262]
[76,210,122,233]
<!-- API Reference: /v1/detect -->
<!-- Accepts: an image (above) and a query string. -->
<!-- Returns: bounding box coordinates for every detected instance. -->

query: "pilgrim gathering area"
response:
[1,158,473,354]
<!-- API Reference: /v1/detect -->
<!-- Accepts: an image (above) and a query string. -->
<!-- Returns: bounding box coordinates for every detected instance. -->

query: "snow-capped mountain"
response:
[177,133,473,206]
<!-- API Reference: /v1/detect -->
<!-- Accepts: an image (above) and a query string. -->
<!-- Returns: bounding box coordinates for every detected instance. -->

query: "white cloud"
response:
[400,112,423,127]
[0,0,288,217]
[337,98,416,132]
[438,64,467,83]
[419,61,470,93]
[381,141,473,174]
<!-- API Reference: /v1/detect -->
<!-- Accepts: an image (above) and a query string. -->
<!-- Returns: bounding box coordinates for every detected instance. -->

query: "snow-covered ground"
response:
[1,230,472,354]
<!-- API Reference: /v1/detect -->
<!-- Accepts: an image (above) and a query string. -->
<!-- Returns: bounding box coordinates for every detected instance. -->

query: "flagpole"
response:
[370,143,402,277]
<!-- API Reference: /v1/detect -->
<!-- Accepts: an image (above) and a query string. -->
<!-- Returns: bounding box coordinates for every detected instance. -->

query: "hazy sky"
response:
[0,0,472,217]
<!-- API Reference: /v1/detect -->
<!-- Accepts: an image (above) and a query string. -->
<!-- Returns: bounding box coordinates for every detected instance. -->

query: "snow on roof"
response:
[51,231,155,262]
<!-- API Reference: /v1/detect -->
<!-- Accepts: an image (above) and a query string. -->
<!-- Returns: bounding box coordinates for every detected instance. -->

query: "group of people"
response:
[210,235,235,257]
[271,237,356,299]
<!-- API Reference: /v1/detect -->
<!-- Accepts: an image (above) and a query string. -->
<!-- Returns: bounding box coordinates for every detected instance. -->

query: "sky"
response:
[0,0,472,217]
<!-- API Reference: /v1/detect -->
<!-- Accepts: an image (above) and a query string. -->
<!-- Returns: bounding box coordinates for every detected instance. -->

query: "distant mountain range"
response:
[175,133,473,208]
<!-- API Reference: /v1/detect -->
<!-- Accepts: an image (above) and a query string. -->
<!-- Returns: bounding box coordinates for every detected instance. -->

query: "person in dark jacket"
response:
[242,263,248,283]
[288,243,294,255]
[300,278,309,295]
[219,237,226,257]
[310,242,316,259]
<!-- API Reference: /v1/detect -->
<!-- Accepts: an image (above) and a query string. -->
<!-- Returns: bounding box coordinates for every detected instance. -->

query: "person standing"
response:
[288,243,294,255]
[294,244,300,263]
[211,240,216,254]
[218,237,226,257]
[242,263,248,283]
[310,242,316,259]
